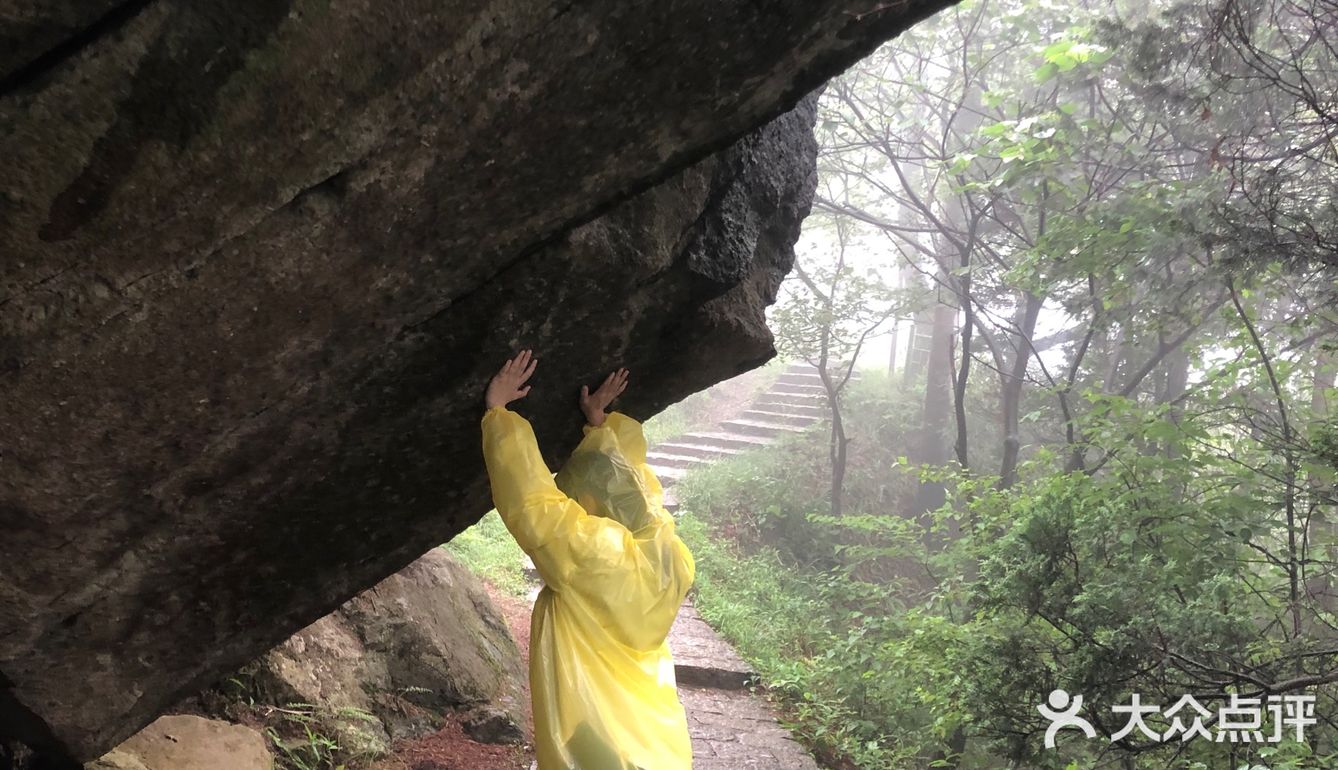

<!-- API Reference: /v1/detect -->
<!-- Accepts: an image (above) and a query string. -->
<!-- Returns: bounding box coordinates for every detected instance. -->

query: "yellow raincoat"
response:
[481,406,696,770]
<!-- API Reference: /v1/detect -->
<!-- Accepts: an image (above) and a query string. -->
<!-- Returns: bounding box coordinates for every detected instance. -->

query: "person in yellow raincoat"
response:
[480,349,696,770]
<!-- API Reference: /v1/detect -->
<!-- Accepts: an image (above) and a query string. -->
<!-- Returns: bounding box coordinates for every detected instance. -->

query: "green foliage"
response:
[262,702,381,770]
[675,433,831,565]
[1312,418,1338,470]
[676,371,923,566]
[705,0,1338,766]
[443,510,532,597]
[675,381,981,767]
[677,513,954,769]
[960,462,1338,769]
[267,725,342,770]
[678,359,1338,768]
[209,669,383,770]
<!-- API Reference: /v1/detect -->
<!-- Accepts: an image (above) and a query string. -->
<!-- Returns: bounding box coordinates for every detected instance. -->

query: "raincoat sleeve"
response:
[480,406,636,590]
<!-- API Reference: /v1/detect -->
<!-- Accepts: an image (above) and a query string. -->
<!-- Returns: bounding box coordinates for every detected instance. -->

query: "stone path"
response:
[669,600,757,690]
[668,601,818,770]
[651,363,858,769]
[679,686,822,770]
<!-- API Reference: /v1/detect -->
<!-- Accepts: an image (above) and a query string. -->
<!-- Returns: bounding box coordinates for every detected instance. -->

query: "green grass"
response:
[676,512,903,768]
[643,400,697,447]
[443,510,532,597]
[676,512,827,679]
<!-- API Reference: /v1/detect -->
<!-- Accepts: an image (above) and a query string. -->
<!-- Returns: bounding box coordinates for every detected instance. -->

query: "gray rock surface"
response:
[243,548,526,752]
[0,0,955,761]
[84,716,270,770]
[670,600,759,690]
[461,705,526,747]
[681,686,820,770]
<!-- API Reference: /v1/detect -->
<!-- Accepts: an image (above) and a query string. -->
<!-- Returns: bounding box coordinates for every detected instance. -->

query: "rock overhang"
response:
[0,0,959,761]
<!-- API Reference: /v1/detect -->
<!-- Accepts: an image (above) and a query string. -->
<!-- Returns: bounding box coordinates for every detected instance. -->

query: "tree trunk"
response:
[818,355,847,518]
[953,258,973,472]
[904,308,932,385]
[830,400,848,518]
[1163,345,1190,457]
[888,320,900,379]
[912,297,957,518]
[924,723,968,770]
[1306,349,1335,613]
[999,292,1043,488]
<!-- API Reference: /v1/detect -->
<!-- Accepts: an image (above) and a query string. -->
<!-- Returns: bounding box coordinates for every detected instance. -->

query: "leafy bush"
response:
[675,367,1338,769]
[677,511,975,768]
[443,510,532,597]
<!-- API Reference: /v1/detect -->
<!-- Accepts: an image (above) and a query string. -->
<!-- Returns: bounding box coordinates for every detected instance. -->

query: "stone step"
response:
[678,431,776,452]
[769,382,827,396]
[776,370,862,386]
[662,489,679,514]
[670,600,759,691]
[782,363,862,379]
[775,371,829,387]
[650,465,689,487]
[737,409,819,427]
[752,398,827,417]
[645,450,714,470]
[755,391,827,407]
[718,418,810,438]
[653,441,747,461]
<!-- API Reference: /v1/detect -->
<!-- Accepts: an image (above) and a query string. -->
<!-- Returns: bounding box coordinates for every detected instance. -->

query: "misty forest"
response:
[652,0,1338,767]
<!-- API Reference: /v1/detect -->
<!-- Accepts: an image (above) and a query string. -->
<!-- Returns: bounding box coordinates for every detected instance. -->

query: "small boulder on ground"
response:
[211,547,527,760]
[85,715,270,770]
[461,705,527,746]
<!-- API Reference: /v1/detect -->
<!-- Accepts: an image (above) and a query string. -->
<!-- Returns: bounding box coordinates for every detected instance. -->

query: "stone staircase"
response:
[650,362,855,513]
[651,362,863,769]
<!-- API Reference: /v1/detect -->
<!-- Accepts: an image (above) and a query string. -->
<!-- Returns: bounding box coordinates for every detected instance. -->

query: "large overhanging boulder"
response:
[0,0,955,762]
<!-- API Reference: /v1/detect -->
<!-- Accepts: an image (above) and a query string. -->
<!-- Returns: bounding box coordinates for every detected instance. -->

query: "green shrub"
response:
[443,510,532,597]
[674,432,838,566]
[677,511,970,768]
[675,366,1338,769]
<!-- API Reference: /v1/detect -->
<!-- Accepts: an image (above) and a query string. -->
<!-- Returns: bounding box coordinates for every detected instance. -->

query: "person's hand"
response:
[580,367,628,428]
[485,349,537,410]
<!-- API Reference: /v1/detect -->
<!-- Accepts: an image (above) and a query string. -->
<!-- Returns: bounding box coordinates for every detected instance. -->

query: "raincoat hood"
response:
[554,433,654,533]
